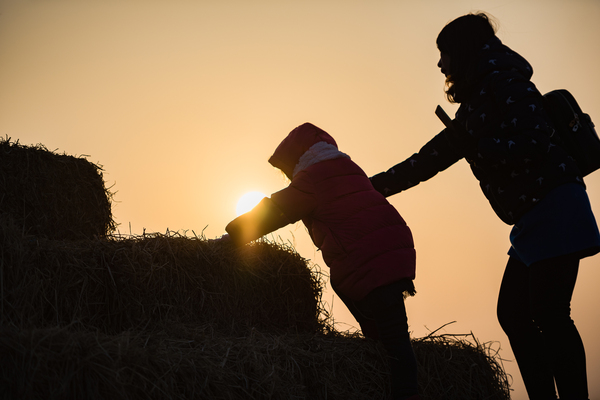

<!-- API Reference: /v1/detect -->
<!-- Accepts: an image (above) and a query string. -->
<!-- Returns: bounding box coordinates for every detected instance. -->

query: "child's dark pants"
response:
[339,281,419,400]
[497,254,588,400]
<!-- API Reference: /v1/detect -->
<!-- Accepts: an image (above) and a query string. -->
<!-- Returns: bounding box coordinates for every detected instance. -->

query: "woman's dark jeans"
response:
[340,281,419,400]
[497,254,588,400]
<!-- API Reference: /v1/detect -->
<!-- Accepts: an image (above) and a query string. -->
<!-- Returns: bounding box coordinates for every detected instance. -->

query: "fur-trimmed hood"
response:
[268,123,349,179]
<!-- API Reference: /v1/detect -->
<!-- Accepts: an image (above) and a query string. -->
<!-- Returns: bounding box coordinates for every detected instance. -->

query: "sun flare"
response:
[235,191,266,216]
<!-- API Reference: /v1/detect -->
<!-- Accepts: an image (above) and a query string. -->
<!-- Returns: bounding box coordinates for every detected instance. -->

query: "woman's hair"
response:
[437,12,498,103]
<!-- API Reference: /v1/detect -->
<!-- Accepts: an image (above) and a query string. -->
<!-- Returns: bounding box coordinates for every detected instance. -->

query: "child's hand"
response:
[208,234,233,244]
[216,233,231,241]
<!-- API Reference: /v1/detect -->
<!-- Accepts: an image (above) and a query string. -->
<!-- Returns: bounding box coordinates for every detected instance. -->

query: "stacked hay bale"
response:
[0,325,511,400]
[0,230,325,335]
[0,138,510,399]
[0,138,115,240]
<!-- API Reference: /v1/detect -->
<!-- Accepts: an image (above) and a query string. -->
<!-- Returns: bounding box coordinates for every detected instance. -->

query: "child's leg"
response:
[362,282,419,400]
[338,281,418,400]
[337,290,380,340]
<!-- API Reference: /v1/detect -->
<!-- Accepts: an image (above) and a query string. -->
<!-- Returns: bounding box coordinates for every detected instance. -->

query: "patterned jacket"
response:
[370,36,583,225]
[226,123,416,301]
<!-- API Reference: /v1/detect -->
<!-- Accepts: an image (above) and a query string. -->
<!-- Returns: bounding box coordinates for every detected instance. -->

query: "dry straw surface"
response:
[0,139,511,399]
[1,228,326,336]
[1,324,510,400]
[1,326,388,400]
[412,328,511,400]
[0,137,115,240]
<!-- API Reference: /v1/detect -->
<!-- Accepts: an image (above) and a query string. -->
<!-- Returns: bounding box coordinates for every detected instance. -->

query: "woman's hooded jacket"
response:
[370,36,583,225]
[226,123,416,301]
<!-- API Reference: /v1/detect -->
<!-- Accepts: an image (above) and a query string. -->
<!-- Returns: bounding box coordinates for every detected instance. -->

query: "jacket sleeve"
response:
[269,172,318,223]
[225,197,290,247]
[370,128,464,197]
[225,173,318,247]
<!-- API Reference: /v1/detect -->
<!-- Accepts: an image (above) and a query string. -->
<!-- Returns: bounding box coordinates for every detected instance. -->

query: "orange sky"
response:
[1,1,599,398]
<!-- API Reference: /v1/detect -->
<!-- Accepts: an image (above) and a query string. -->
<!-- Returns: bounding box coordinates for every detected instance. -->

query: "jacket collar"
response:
[292,141,350,178]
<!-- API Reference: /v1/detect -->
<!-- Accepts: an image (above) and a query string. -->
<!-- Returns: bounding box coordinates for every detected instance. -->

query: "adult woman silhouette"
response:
[370,12,600,400]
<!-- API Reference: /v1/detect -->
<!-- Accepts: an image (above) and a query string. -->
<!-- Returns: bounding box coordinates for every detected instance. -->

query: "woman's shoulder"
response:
[474,38,534,83]
[466,54,539,115]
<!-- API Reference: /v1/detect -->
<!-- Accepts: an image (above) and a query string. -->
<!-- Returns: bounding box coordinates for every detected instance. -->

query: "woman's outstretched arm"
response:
[370,128,464,197]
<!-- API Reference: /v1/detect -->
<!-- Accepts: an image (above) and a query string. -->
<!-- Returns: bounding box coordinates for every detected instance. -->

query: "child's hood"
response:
[268,122,338,178]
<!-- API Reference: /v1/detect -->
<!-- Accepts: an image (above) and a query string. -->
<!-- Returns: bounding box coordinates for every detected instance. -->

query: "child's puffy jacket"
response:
[226,123,415,301]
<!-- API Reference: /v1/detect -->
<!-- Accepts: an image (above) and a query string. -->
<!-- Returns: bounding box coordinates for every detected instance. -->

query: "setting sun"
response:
[235,191,267,216]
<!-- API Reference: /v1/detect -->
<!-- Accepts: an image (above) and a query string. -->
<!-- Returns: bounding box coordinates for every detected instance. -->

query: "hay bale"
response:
[0,326,376,400]
[0,137,115,240]
[412,332,510,400]
[0,135,510,398]
[0,223,510,399]
[0,325,510,400]
[0,228,327,335]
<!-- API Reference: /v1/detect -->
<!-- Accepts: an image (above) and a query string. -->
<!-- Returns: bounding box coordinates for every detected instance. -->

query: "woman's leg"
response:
[497,255,588,400]
[529,254,588,400]
[497,256,557,400]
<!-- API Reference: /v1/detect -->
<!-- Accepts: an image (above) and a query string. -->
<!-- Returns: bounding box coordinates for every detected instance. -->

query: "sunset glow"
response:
[235,191,266,217]
[1,2,599,398]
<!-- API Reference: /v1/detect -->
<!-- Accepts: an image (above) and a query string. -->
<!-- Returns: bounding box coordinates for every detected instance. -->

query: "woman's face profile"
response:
[438,52,451,77]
